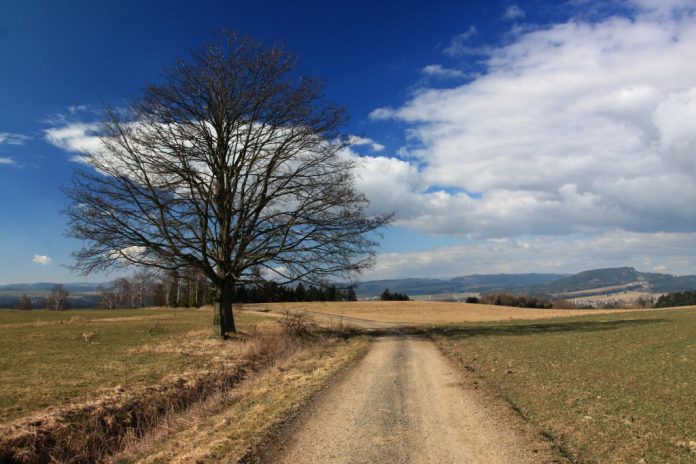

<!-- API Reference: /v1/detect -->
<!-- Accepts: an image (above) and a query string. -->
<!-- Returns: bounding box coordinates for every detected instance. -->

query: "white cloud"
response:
[443,26,491,57]
[44,122,102,163]
[366,8,696,239]
[503,4,525,20]
[349,135,385,152]
[67,104,89,114]
[363,231,696,279]
[652,88,696,175]
[421,64,466,79]
[369,107,395,120]
[32,255,52,266]
[0,132,31,145]
[0,157,14,165]
[344,149,426,218]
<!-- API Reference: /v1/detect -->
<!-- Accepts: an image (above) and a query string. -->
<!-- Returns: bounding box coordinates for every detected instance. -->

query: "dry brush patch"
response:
[116,333,369,463]
[434,307,696,464]
[0,309,360,463]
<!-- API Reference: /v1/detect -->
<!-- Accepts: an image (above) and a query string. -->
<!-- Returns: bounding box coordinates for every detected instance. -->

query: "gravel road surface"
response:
[262,336,559,464]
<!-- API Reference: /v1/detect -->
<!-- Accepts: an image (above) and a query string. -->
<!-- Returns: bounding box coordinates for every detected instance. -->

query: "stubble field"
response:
[252,300,633,324]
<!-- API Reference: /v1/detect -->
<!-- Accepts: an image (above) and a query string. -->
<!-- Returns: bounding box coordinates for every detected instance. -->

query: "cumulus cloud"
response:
[367,6,696,239]
[0,132,31,145]
[652,88,696,175]
[32,255,52,266]
[44,122,102,163]
[344,149,426,217]
[44,122,101,162]
[368,107,395,120]
[421,64,466,79]
[349,135,385,152]
[0,157,14,165]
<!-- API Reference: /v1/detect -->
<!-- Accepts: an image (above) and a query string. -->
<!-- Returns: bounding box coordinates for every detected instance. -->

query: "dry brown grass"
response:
[0,331,277,463]
[0,308,276,424]
[252,301,634,325]
[0,310,360,463]
[116,336,369,463]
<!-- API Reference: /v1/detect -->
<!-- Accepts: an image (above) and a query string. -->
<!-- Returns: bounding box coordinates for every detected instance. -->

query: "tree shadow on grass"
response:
[361,318,668,340]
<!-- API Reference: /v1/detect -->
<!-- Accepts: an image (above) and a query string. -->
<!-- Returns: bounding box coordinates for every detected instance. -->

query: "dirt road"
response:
[262,336,560,464]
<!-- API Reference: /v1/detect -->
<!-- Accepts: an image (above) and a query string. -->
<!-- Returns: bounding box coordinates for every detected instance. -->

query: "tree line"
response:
[14,269,358,310]
[96,270,357,309]
[468,293,553,309]
[97,269,207,309]
[655,291,696,308]
[16,285,71,310]
[379,288,410,301]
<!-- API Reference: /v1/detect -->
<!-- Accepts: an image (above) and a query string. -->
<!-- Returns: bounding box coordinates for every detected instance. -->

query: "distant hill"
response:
[3,267,696,306]
[0,282,105,309]
[539,267,641,294]
[355,273,566,297]
[0,282,105,293]
[356,267,696,298]
[527,267,696,297]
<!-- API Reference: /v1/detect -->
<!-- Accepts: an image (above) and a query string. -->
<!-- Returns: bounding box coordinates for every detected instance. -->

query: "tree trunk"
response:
[214,279,236,337]
[176,278,182,307]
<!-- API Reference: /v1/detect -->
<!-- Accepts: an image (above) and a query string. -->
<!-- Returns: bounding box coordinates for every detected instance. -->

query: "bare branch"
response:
[64,31,391,334]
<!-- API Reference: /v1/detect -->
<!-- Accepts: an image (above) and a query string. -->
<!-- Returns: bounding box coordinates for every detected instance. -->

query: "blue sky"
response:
[2,0,696,283]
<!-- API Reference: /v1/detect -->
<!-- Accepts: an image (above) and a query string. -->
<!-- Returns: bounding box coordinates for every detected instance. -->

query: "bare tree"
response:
[131,269,156,307]
[17,294,33,310]
[63,32,390,335]
[46,285,69,311]
[97,285,119,309]
[162,270,181,307]
[150,279,167,307]
[112,277,133,308]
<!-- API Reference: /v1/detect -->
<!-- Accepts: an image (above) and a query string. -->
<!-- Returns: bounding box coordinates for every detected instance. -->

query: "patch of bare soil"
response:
[259,336,565,464]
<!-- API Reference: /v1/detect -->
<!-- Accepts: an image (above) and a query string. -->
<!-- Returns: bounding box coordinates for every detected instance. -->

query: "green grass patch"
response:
[0,308,270,423]
[435,307,696,464]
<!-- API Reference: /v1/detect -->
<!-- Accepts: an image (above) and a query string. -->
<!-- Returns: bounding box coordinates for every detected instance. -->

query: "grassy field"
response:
[4,303,694,463]
[0,307,274,423]
[255,300,633,324]
[435,307,696,463]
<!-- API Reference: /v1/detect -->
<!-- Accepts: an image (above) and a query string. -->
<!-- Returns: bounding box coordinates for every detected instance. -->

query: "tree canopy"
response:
[64,32,390,334]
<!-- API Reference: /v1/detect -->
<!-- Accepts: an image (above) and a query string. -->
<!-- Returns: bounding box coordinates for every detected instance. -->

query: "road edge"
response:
[432,335,574,464]
[237,335,373,464]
